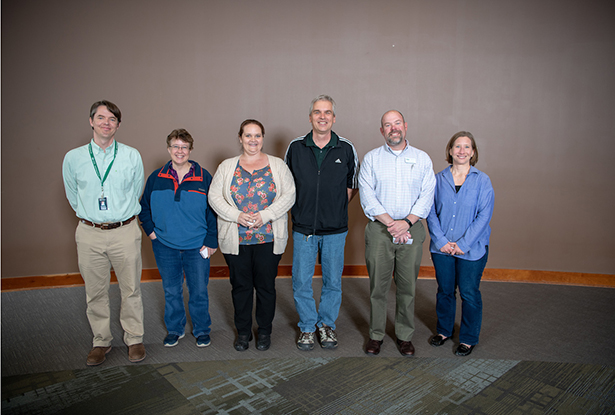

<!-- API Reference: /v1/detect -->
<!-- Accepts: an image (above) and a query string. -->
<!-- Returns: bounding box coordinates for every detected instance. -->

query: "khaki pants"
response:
[365,220,425,341]
[75,220,144,347]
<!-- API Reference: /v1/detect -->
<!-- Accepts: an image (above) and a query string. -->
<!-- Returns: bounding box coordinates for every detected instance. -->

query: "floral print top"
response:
[230,162,277,245]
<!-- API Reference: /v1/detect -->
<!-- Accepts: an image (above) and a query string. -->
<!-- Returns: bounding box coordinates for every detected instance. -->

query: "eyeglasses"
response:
[170,145,190,151]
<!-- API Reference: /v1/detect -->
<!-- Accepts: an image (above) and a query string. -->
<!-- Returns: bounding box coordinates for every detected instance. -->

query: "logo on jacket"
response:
[335,159,342,164]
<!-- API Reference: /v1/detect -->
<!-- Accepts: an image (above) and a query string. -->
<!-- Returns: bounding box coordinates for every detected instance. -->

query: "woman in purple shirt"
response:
[426,131,494,356]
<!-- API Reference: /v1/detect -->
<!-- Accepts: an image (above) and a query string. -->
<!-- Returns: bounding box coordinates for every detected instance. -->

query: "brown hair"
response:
[445,131,478,166]
[166,128,194,150]
[89,100,121,123]
[238,119,265,137]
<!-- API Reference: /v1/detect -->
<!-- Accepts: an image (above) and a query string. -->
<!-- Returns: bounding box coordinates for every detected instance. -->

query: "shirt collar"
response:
[306,131,339,149]
[445,165,479,179]
[90,138,116,154]
[168,161,195,182]
[384,139,410,155]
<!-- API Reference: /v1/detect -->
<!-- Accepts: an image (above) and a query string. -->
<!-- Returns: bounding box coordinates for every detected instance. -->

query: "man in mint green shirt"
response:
[62,100,146,366]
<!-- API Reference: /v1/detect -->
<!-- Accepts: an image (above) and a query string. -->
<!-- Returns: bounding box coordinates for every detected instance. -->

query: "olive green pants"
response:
[365,220,425,342]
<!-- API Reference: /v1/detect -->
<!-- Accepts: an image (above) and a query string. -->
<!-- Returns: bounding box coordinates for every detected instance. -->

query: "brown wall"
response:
[2,0,615,278]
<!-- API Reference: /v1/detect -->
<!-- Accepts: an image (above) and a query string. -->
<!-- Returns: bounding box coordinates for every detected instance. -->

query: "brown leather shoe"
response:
[365,339,383,355]
[396,339,415,356]
[128,343,146,363]
[86,346,111,366]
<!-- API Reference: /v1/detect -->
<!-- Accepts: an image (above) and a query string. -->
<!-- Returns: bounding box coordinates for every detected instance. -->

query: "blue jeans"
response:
[152,238,211,337]
[432,247,489,345]
[292,231,347,332]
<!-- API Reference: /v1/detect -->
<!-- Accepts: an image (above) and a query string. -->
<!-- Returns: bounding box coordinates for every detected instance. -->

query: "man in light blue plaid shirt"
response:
[358,110,436,357]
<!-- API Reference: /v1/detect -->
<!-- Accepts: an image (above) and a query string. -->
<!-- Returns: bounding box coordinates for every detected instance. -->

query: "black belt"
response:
[81,216,136,230]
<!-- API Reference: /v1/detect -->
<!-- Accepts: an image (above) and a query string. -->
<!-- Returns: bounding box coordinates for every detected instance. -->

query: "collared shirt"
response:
[426,166,494,261]
[63,139,144,223]
[306,132,338,169]
[168,161,195,183]
[359,140,436,221]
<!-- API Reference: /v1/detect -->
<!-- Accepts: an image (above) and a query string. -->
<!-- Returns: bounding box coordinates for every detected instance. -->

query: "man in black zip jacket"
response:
[284,95,359,351]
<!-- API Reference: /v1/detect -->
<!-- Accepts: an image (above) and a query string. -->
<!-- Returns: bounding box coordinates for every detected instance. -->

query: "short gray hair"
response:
[309,95,336,116]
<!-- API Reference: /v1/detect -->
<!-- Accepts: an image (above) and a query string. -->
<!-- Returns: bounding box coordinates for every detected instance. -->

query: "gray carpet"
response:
[4,358,615,414]
[2,277,615,376]
[3,278,615,414]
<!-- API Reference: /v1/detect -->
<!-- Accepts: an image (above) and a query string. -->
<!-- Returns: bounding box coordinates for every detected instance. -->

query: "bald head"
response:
[380,110,405,128]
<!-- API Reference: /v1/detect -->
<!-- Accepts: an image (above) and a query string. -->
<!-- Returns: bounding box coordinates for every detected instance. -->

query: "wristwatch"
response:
[403,218,413,227]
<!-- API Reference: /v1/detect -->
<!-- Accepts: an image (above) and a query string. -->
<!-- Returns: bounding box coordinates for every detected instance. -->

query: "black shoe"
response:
[455,344,475,356]
[234,333,253,351]
[429,334,451,347]
[256,334,271,351]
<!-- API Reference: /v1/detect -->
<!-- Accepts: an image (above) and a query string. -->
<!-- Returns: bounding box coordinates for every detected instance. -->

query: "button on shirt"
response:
[63,139,144,223]
[426,166,494,261]
[359,141,436,221]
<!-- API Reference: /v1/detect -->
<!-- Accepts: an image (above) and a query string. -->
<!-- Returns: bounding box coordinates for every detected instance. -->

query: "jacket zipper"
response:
[312,169,321,234]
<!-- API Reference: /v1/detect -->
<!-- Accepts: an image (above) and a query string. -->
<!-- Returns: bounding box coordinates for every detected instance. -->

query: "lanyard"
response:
[88,141,118,196]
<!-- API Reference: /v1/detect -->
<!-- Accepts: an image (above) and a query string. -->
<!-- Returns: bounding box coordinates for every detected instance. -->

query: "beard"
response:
[386,130,405,147]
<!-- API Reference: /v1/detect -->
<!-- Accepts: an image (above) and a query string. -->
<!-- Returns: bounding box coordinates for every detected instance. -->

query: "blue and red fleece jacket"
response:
[139,160,218,250]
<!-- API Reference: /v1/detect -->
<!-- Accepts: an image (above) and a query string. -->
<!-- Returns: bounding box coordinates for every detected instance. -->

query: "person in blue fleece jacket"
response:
[139,128,218,348]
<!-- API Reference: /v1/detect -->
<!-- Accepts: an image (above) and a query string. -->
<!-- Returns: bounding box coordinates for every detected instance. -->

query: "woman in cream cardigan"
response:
[209,119,295,352]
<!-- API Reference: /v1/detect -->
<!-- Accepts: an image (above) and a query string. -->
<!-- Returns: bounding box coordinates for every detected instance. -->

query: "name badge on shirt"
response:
[98,197,108,211]
[405,158,417,164]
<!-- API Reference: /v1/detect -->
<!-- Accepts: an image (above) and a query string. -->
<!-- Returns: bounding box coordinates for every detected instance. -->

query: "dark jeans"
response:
[223,243,281,336]
[432,246,489,345]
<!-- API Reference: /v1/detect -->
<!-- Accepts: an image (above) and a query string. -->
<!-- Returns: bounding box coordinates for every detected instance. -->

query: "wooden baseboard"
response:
[1,266,613,292]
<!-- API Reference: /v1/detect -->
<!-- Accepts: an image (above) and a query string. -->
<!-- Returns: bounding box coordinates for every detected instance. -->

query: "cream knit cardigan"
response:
[209,154,296,255]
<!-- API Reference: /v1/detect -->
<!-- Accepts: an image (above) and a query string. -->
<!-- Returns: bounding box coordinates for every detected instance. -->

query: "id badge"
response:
[98,197,108,210]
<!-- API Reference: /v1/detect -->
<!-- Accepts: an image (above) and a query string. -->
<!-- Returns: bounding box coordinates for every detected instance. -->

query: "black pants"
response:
[223,243,281,335]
